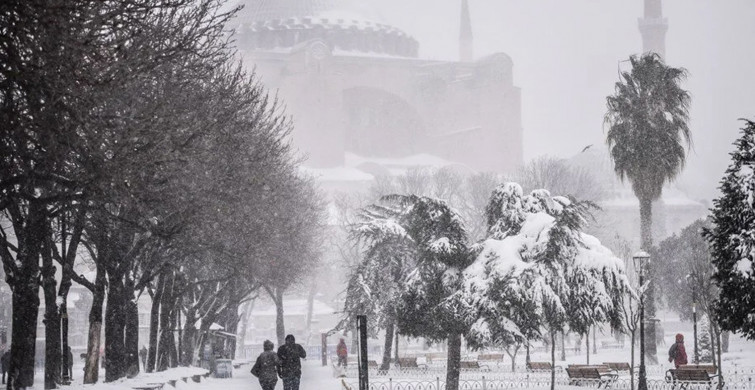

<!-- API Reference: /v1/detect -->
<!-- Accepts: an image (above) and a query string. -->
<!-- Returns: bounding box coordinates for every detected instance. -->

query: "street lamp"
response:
[693,294,699,364]
[634,250,650,390]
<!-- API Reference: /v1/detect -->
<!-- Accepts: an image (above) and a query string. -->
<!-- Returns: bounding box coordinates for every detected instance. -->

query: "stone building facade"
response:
[235,0,523,173]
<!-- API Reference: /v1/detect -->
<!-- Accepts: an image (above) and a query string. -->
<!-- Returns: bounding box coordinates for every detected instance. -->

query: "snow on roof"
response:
[251,298,336,317]
[299,165,374,182]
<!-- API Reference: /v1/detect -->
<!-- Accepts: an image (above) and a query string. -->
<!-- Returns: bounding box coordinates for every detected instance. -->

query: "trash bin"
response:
[214,358,233,378]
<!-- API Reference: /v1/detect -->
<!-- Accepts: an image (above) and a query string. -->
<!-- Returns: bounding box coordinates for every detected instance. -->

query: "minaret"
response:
[638,0,668,58]
[459,0,473,62]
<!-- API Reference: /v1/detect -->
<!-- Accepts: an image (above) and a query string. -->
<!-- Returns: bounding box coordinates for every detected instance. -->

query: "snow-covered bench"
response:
[566,365,618,388]
[666,366,720,390]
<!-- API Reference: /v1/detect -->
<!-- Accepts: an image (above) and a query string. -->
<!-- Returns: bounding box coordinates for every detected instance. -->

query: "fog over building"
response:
[235,0,523,174]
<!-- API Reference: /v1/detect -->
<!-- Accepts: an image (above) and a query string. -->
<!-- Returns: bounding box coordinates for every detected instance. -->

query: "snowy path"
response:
[212,359,342,390]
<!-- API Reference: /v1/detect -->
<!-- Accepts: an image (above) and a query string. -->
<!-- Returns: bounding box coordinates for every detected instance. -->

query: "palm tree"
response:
[604,53,690,364]
[605,53,691,252]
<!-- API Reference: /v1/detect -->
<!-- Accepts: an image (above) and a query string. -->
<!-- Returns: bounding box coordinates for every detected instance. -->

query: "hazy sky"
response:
[370,0,755,200]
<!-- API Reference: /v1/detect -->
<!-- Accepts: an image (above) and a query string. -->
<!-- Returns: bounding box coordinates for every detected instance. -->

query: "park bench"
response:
[566,366,618,388]
[425,352,447,363]
[666,366,721,390]
[460,361,491,372]
[527,361,557,372]
[603,362,632,373]
[397,357,428,372]
[478,353,505,364]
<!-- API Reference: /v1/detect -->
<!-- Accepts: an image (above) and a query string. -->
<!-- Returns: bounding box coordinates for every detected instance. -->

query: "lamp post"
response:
[634,250,650,390]
[693,295,699,364]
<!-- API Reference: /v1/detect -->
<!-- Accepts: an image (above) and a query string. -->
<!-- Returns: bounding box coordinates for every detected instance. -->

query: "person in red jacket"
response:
[336,338,348,367]
[668,333,688,368]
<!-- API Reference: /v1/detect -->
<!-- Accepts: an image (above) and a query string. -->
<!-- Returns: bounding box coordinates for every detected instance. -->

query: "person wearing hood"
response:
[277,334,307,390]
[336,338,348,367]
[668,333,688,368]
[251,340,280,390]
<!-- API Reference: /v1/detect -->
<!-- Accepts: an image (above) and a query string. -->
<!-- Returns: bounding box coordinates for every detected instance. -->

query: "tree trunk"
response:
[630,329,636,390]
[105,278,127,382]
[147,273,165,373]
[169,302,179,367]
[593,326,597,354]
[505,345,519,372]
[446,332,462,390]
[722,331,729,353]
[58,209,83,384]
[157,272,175,371]
[394,330,400,362]
[550,330,556,390]
[42,239,61,390]
[560,331,566,361]
[125,301,140,377]
[586,329,590,365]
[526,342,531,365]
[236,300,254,359]
[181,308,197,366]
[8,202,45,390]
[380,322,394,371]
[639,197,656,317]
[83,266,106,384]
[274,289,285,347]
[716,329,723,390]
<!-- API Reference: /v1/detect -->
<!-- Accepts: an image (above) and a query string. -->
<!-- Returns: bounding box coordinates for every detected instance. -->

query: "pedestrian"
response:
[277,334,307,390]
[66,346,73,379]
[336,338,348,367]
[139,345,148,370]
[668,333,688,368]
[1,349,9,384]
[251,340,280,390]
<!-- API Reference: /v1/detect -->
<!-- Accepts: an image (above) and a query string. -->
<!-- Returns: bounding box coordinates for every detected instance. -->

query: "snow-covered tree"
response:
[341,201,415,370]
[344,194,472,390]
[698,317,713,363]
[705,119,755,340]
[463,183,629,390]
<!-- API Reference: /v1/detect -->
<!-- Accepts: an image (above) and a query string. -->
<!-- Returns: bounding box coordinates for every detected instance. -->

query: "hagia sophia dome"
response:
[234,0,419,57]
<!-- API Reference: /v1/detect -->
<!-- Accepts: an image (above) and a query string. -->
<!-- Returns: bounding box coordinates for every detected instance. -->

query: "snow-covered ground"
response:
[21,328,755,390]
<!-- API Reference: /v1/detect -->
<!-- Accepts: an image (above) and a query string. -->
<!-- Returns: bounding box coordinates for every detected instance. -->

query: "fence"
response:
[343,377,751,390]
[340,365,755,390]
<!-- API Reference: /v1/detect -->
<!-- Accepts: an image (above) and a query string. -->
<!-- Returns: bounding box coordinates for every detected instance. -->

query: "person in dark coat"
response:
[336,338,348,367]
[251,340,280,390]
[66,346,73,379]
[139,346,148,370]
[1,349,10,384]
[277,334,307,390]
[668,333,688,368]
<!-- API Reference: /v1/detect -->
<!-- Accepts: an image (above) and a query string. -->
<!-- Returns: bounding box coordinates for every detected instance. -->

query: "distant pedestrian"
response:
[336,338,348,367]
[1,349,9,384]
[139,346,148,370]
[66,346,73,379]
[277,334,307,390]
[252,340,280,390]
[668,333,688,368]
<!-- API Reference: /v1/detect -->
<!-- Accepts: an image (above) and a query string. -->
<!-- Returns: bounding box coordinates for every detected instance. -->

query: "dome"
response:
[236,0,418,58]
[241,0,337,22]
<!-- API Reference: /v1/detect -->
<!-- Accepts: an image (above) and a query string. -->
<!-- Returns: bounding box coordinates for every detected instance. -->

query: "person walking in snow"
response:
[139,345,148,370]
[277,334,307,390]
[336,338,348,367]
[668,333,688,368]
[1,349,9,384]
[252,340,280,390]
